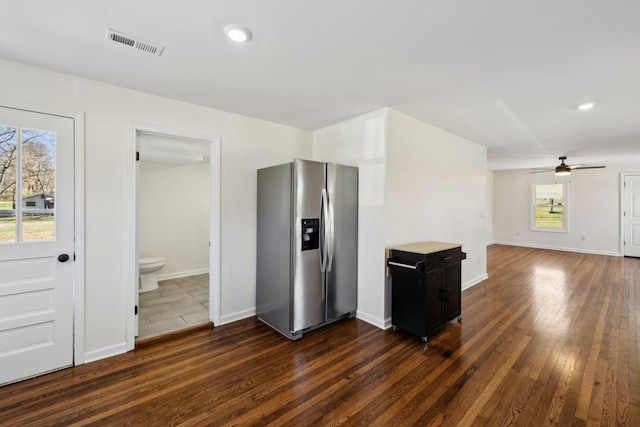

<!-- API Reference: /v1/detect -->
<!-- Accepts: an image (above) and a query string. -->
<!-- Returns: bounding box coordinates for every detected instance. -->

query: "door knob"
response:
[58,254,70,263]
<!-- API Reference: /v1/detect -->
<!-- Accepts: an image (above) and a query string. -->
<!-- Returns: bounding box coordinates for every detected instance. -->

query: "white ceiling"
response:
[1,0,639,170]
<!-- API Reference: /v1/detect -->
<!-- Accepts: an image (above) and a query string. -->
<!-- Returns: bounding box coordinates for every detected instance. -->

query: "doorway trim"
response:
[127,122,221,350]
[0,98,86,365]
[620,172,640,256]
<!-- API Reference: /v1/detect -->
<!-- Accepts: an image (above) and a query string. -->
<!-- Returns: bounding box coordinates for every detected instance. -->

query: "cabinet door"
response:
[442,263,461,321]
[424,269,443,332]
[391,269,426,337]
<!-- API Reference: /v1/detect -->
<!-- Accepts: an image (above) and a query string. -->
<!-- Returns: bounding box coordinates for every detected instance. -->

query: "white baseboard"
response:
[383,316,393,330]
[356,310,386,330]
[158,268,209,282]
[492,241,621,257]
[218,307,256,326]
[219,307,386,330]
[463,273,488,291]
[83,342,128,364]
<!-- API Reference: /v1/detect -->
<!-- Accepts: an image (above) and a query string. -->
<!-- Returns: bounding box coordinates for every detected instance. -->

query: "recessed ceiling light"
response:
[576,101,596,111]
[224,24,252,43]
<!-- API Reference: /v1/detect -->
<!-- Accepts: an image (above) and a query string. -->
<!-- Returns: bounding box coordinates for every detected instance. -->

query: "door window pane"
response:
[21,128,56,242]
[0,125,17,243]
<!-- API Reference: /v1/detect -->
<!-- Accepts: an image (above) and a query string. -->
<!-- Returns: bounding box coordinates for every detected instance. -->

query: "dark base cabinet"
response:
[387,242,466,342]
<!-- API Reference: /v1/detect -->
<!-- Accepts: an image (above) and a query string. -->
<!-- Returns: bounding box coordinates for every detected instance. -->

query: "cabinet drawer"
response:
[424,248,462,271]
[387,251,426,272]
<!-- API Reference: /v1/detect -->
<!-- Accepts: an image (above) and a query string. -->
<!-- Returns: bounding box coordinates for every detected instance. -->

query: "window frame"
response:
[530,181,569,233]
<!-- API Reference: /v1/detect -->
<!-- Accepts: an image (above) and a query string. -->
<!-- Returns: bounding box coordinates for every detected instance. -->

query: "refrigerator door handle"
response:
[326,191,334,273]
[319,190,324,272]
[320,188,330,272]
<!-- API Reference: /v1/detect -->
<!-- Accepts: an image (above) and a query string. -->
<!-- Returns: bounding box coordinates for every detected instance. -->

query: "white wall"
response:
[385,109,489,296]
[0,59,312,361]
[486,171,495,245]
[493,163,639,255]
[138,159,210,278]
[312,109,388,328]
[314,108,489,328]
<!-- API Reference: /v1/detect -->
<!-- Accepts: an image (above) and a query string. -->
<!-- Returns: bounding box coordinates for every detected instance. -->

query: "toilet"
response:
[139,257,166,292]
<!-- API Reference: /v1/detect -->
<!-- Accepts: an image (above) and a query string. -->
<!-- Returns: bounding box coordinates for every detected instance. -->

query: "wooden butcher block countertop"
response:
[387,241,462,255]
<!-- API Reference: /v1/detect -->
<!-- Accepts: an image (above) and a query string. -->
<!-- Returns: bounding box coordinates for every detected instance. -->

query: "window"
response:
[532,182,567,232]
[0,125,56,243]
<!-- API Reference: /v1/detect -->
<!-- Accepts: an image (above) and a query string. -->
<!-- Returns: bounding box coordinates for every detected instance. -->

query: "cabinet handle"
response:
[442,256,452,261]
[387,261,417,269]
[388,261,417,270]
[387,259,425,272]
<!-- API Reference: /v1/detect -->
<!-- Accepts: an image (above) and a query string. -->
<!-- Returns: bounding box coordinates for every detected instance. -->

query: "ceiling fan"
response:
[531,156,606,176]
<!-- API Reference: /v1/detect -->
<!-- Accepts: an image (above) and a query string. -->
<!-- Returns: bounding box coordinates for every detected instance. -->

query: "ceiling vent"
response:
[106,28,164,56]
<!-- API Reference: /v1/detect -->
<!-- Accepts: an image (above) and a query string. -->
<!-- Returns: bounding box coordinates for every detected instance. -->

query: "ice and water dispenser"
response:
[301,218,319,251]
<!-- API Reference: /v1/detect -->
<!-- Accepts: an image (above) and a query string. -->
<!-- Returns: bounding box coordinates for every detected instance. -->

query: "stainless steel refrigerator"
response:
[256,159,358,340]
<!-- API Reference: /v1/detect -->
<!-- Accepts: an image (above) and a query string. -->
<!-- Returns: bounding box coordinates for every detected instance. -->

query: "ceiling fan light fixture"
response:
[555,165,571,176]
[224,24,252,43]
[576,101,596,111]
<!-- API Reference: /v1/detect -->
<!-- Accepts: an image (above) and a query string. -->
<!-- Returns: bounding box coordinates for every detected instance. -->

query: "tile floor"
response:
[137,273,210,340]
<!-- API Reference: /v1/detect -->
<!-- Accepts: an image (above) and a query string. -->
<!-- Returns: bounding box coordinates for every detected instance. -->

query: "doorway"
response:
[127,123,220,348]
[622,173,640,257]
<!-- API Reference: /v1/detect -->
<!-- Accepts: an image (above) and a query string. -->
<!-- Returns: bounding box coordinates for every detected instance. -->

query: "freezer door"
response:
[256,163,293,336]
[292,159,326,332]
[326,163,358,320]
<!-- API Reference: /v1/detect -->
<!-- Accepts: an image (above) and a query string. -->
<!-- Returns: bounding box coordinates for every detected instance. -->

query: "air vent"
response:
[106,28,164,56]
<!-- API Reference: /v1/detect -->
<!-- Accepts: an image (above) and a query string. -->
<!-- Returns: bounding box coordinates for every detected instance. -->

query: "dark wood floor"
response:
[1,245,638,426]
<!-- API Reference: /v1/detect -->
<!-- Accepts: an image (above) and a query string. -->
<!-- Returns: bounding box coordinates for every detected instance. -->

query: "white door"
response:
[0,107,75,385]
[624,175,640,257]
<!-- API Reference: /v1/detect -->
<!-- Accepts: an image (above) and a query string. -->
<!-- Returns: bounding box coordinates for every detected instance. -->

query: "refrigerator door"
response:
[256,163,293,336]
[292,159,326,332]
[326,163,358,320]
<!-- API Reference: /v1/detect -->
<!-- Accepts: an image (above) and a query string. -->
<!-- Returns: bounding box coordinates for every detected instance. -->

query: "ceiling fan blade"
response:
[570,165,606,170]
[530,169,553,174]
